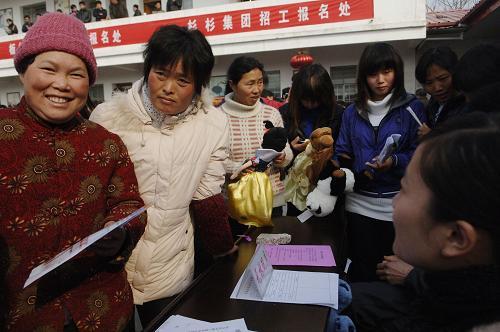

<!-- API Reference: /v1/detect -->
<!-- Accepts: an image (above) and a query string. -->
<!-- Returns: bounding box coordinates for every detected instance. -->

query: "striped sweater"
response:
[219,93,293,206]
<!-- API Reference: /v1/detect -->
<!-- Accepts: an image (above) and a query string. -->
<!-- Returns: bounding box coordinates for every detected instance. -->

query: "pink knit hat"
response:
[14,12,97,85]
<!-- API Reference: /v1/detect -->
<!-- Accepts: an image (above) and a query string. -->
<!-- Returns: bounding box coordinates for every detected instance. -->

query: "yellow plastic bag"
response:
[227,172,274,227]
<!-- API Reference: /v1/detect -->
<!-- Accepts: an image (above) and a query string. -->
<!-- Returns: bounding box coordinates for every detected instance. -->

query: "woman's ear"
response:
[19,74,25,85]
[228,80,235,92]
[441,220,478,258]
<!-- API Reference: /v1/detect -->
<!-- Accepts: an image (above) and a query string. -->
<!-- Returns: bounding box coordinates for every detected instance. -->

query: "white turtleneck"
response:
[366,92,393,127]
[346,92,395,221]
[219,92,293,206]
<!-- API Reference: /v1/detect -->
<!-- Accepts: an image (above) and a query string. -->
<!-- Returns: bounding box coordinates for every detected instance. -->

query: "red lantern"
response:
[290,51,314,69]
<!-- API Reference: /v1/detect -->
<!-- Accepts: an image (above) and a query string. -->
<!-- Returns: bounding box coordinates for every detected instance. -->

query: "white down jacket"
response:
[90,79,229,304]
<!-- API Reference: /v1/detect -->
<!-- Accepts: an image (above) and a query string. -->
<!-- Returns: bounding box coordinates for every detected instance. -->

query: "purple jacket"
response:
[335,94,426,198]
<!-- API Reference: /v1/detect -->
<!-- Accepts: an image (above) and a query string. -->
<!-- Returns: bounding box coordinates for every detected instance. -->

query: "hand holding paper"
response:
[90,221,127,257]
[366,134,401,172]
[24,206,146,288]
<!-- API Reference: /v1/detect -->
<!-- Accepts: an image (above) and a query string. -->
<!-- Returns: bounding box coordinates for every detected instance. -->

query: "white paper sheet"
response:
[376,134,401,164]
[156,315,251,332]
[231,252,339,309]
[23,206,147,288]
[406,106,423,127]
[248,244,273,297]
[297,209,314,223]
[255,148,282,162]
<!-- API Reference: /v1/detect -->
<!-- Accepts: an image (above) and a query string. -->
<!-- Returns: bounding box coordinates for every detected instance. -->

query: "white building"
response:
[0,0,427,106]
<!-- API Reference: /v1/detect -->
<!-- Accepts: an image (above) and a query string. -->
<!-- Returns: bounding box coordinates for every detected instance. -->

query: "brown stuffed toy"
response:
[285,127,353,215]
[284,127,336,211]
[305,127,335,187]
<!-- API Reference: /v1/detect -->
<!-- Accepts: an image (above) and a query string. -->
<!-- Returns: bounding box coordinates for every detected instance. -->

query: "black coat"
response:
[426,93,466,128]
[109,2,128,19]
[76,8,92,23]
[93,8,108,21]
[167,0,182,11]
[280,102,344,156]
[350,265,500,332]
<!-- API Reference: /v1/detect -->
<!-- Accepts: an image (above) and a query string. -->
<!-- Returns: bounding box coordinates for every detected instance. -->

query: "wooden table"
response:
[145,215,346,332]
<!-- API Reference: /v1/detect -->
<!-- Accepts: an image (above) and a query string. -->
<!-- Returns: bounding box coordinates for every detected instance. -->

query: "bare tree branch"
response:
[427,0,480,11]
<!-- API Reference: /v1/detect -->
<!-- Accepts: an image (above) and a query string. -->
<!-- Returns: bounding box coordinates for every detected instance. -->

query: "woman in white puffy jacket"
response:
[90,25,236,328]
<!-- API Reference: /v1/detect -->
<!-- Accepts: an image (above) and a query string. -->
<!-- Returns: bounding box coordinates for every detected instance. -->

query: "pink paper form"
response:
[264,245,336,267]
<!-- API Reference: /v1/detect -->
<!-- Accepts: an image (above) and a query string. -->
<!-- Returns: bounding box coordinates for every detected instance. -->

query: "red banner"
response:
[0,0,373,61]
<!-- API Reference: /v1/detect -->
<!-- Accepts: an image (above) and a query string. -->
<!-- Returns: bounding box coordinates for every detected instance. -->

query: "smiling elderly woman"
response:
[0,13,145,331]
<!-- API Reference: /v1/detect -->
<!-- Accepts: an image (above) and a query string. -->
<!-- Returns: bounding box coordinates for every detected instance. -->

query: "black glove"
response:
[330,172,347,196]
[91,226,127,258]
[338,154,354,170]
[353,169,373,192]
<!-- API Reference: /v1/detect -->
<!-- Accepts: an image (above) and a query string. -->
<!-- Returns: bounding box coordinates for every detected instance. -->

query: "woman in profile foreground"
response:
[350,112,500,331]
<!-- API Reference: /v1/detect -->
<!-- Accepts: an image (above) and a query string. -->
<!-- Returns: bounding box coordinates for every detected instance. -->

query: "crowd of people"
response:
[3,0,184,35]
[1,9,500,332]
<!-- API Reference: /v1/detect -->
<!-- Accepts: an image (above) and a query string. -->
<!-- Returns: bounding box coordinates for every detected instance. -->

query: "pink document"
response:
[264,245,336,267]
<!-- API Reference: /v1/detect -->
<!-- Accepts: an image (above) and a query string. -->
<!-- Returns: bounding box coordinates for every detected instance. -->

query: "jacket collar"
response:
[356,92,416,121]
[126,78,211,129]
[221,92,263,118]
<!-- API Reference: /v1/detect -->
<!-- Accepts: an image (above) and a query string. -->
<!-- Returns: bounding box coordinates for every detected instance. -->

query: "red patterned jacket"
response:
[0,100,146,331]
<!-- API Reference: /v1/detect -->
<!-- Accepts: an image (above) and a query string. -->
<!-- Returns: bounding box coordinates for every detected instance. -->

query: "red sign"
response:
[0,0,373,61]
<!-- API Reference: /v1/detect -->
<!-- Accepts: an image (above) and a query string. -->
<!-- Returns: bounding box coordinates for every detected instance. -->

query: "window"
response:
[22,2,46,22]
[89,84,105,104]
[112,82,132,96]
[209,75,227,97]
[266,70,280,98]
[0,8,13,32]
[330,65,357,104]
[6,92,20,107]
[53,0,70,13]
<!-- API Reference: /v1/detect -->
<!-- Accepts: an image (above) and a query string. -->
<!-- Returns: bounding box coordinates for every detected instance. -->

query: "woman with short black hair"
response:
[350,112,500,331]
[219,56,293,212]
[91,25,235,327]
[415,46,466,136]
[453,44,500,113]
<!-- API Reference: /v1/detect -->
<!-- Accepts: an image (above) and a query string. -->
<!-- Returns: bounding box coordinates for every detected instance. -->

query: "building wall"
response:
[192,0,238,8]
[0,40,420,107]
[0,0,46,29]
[0,0,427,104]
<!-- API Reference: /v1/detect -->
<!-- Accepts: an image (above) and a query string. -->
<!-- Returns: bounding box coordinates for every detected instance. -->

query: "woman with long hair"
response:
[335,43,426,282]
[282,63,343,155]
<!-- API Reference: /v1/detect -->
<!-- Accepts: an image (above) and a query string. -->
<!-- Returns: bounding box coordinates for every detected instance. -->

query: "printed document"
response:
[264,245,336,267]
[231,245,339,309]
[24,206,147,288]
[156,315,251,332]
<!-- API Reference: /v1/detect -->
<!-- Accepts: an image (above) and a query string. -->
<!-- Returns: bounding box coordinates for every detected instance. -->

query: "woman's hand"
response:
[291,136,308,152]
[376,255,414,285]
[418,123,431,137]
[273,152,286,166]
[90,221,127,258]
[366,156,394,173]
[214,245,238,259]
